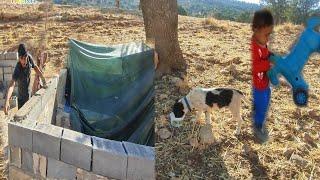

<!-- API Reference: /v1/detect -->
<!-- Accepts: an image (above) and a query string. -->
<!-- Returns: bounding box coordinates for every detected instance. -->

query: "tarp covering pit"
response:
[67,39,155,146]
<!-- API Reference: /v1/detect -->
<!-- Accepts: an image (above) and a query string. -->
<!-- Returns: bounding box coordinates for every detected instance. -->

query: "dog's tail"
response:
[234,89,250,104]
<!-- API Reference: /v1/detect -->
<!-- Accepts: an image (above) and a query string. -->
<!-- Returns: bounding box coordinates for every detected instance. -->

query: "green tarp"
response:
[67,39,155,146]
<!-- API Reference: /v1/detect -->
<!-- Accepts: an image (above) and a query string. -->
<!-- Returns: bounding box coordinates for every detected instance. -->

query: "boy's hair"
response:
[252,9,274,31]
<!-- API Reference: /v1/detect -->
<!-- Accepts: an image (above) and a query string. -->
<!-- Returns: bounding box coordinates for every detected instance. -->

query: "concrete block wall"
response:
[0,52,18,109]
[7,69,155,180]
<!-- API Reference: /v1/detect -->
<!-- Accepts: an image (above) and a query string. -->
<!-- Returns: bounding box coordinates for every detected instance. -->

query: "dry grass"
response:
[156,16,320,179]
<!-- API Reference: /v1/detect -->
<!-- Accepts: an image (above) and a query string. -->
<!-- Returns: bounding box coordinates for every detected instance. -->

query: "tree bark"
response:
[140,0,186,76]
[115,0,120,9]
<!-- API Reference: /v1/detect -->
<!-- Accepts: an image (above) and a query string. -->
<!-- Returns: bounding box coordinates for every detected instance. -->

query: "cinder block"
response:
[4,73,12,82]
[14,95,41,122]
[76,168,109,180]
[32,123,63,160]
[47,158,76,179]
[0,52,5,60]
[0,60,17,67]
[8,121,36,151]
[61,128,92,171]
[5,52,18,60]
[33,153,47,178]
[56,69,67,107]
[21,150,33,173]
[9,146,21,168]
[3,66,12,73]
[9,165,34,180]
[92,136,127,179]
[123,142,155,180]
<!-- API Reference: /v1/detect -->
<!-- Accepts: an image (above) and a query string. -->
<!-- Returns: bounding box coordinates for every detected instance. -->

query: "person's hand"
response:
[4,100,10,115]
[41,77,48,89]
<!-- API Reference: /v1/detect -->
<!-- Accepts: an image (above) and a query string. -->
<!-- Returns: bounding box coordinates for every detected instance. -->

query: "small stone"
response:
[308,110,318,119]
[189,138,199,148]
[195,64,205,71]
[232,57,241,64]
[199,124,215,144]
[283,149,294,160]
[291,154,309,167]
[158,128,171,140]
[229,64,237,75]
[159,94,168,101]
[295,108,302,117]
[304,133,318,148]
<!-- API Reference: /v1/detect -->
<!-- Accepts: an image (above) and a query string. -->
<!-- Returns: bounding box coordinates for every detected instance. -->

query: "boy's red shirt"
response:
[251,37,271,90]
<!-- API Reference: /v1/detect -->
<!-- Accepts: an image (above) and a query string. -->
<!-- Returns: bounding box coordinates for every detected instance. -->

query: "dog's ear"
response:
[172,101,185,118]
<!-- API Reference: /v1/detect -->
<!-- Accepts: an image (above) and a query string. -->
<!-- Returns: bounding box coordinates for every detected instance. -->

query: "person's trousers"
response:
[253,87,271,129]
[18,96,29,109]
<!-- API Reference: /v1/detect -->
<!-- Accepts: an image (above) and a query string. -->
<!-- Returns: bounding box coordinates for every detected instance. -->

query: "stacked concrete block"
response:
[32,123,63,160]
[9,165,34,180]
[61,128,92,171]
[47,158,77,179]
[56,69,67,108]
[13,94,42,122]
[36,76,59,124]
[0,52,17,89]
[21,149,33,172]
[92,136,128,179]
[8,120,36,151]
[7,72,156,180]
[5,52,18,60]
[32,153,47,178]
[123,141,155,180]
[9,146,21,168]
[76,168,109,180]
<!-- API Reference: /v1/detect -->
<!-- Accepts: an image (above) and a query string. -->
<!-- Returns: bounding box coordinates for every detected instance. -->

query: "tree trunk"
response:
[115,0,120,9]
[140,0,186,76]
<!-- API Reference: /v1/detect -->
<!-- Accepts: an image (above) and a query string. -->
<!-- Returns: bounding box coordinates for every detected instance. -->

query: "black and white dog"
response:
[170,87,248,135]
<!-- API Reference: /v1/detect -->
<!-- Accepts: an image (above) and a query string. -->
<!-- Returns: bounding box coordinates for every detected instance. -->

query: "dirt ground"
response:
[0,3,319,180]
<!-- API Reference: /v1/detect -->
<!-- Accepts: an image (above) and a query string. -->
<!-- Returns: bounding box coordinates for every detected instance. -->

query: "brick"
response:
[92,136,127,179]
[21,150,33,173]
[33,153,47,178]
[8,121,36,151]
[32,123,63,160]
[61,128,92,171]
[9,146,21,168]
[5,52,18,60]
[123,142,155,180]
[9,165,34,180]
[76,168,109,180]
[47,158,76,179]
